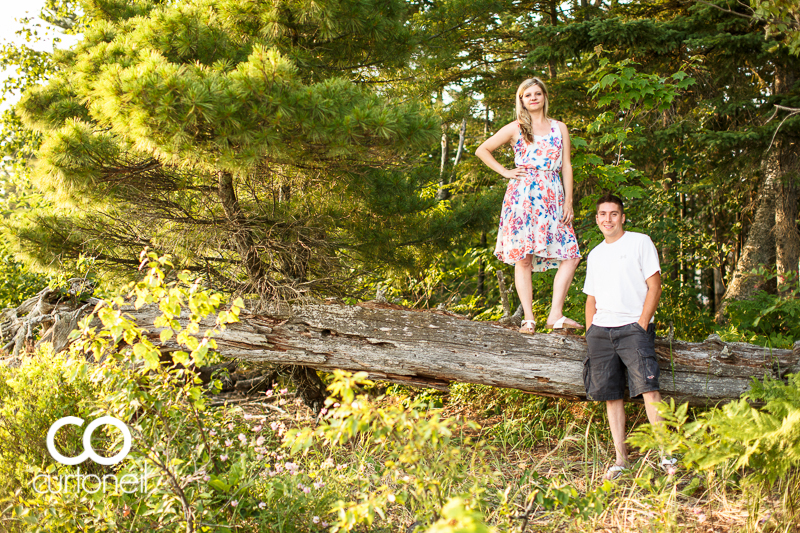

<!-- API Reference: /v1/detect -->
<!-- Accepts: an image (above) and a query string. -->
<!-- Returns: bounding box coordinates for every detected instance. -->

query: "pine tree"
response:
[10,0,489,298]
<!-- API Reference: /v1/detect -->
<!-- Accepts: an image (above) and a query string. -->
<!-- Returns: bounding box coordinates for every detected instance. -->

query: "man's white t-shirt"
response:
[583,231,661,327]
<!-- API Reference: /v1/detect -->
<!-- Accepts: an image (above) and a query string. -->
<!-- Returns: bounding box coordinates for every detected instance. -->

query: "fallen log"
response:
[3,287,798,406]
[123,301,800,406]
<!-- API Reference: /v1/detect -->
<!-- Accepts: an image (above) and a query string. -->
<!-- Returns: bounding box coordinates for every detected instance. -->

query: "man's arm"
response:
[585,295,597,329]
[638,272,662,329]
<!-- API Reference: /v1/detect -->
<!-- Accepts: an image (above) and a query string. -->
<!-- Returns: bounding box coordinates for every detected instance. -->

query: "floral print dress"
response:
[494,119,581,271]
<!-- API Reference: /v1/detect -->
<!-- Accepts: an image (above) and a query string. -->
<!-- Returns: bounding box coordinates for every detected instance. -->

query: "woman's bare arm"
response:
[475,122,527,181]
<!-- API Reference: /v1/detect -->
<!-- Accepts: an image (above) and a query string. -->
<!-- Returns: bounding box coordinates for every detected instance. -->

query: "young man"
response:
[583,193,676,480]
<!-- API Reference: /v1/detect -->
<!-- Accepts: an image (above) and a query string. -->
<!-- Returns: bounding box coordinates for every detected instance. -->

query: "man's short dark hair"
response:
[596,192,625,214]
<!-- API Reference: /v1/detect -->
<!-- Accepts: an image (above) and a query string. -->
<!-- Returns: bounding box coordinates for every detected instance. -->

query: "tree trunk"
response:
[436,124,451,200]
[477,231,487,297]
[776,156,800,294]
[121,302,799,407]
[774,62,800,294]
[722,58,800,310]
[218,170,266,286]
[452,117,468,169]
[547,0,558,79]
[712,266,725,314]
[717,164,777,321]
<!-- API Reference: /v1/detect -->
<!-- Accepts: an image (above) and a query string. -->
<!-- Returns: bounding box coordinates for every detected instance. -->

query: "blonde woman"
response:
[476,78,582,333]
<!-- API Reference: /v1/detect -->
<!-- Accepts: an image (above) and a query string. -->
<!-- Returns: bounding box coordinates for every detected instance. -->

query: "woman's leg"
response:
[514,255,534,322]
[547,257,581,326]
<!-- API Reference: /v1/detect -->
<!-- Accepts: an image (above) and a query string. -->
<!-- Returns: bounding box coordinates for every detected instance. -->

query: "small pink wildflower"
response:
[225,439,233,447]
[312,516,320,524]
[231,500,238,507]
[256,436,265,446]
[220,454,228,461]
[280,388,288,394]
[238,433,246,443]
[259,502,267,510]
[253,425,263,432]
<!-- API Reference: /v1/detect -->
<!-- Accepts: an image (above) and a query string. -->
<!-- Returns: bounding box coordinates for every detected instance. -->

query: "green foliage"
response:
[287,370,487,531]
[0,254,611,531]
[424,498,495,533]
[449,383,607,447]
[287,373,610,532]
[630,373,800,486]
[720,269,800,348]
[750,0,800,55]
[0,245,49,308]
[1,254,263,532]
[0,347,99,493]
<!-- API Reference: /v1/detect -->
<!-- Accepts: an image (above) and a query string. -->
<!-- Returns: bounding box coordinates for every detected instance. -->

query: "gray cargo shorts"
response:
[583,322,660,401]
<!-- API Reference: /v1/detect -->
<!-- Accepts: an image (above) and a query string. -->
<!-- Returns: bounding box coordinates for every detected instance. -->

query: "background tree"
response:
[7,0,493,301]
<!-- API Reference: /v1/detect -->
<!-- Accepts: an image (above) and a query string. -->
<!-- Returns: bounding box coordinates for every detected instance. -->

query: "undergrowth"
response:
[1,254,798,532]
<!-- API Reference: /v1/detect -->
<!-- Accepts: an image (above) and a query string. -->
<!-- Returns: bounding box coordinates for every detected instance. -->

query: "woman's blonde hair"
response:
[515,77,550,144]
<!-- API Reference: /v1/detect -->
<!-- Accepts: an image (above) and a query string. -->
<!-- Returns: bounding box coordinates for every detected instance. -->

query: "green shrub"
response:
[630,373,800,529]
[718,268,800,349]
[0,348,100,496]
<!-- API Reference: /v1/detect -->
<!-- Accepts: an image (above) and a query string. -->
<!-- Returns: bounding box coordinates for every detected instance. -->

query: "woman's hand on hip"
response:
[502,167,527,181]
[561,202,575,225]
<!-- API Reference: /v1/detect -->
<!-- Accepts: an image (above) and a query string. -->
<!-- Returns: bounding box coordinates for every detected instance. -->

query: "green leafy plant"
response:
[0,252,281,532]
[630,372,800,529]
[719,268,800,348]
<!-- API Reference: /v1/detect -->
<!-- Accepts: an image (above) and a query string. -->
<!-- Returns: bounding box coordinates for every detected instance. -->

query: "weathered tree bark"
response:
[773,63,800,295]
[717,161,777,321]
[123,302,798,407]
[776,152,800,294]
